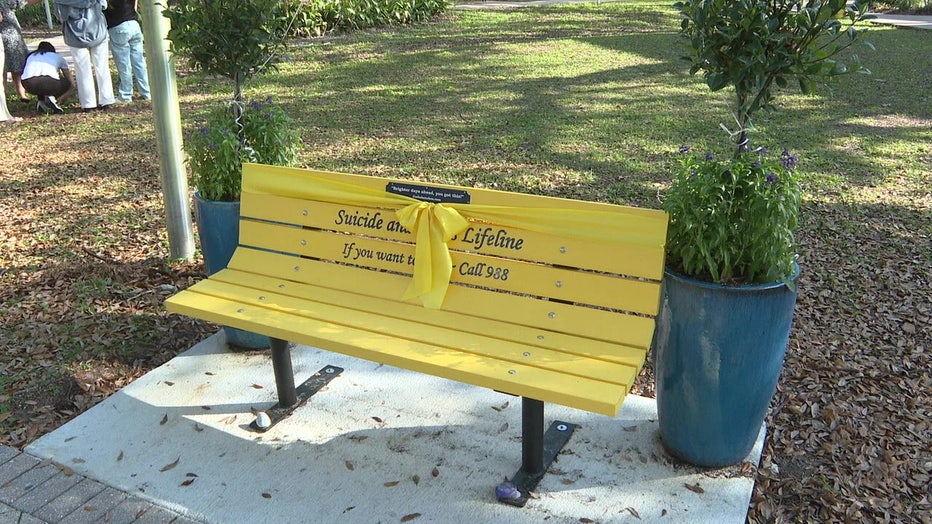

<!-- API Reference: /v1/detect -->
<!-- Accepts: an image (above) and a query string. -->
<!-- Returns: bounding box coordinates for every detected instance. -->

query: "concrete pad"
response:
[28,332,764,524]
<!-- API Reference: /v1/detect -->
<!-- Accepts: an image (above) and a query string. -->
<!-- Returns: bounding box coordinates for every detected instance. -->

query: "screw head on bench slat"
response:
[537,335,545,340]
[237,309,245,313]
[560,246,567,253]
[301,240,307,245]
[302,210,308,216]
[523,352,531,357]
[508,370,516,375]
[548,312,556,319]
[555,281,563,287]
[294,266,300,272]
[258,296,266,301]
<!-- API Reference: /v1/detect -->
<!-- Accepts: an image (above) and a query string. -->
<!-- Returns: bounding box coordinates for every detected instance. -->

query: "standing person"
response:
[22,41,75,114]
[0,0,30,101]
[0,30,22,123]
[104,0,149,102]
[54,0,114,112]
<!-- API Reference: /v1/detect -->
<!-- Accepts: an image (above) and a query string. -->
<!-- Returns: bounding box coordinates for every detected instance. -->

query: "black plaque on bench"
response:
[386,182,471,204]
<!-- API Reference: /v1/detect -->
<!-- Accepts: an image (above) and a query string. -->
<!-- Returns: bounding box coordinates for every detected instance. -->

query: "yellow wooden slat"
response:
[183,278,640,386]
[164,289,634,416]
[227,247,657,348]
[241,194,666,279]
[238,221,662,315]
[244,163,668,217]
[209,269,649,369]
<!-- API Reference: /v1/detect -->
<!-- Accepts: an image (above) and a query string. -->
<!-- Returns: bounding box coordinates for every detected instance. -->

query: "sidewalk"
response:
[0,445,200,523]
[14,332,766,524]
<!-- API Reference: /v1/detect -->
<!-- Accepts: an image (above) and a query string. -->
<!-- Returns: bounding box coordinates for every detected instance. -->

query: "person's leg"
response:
[127,22,150,100]
[108,24,133,102]
[0,45,15,122]
[12,72,28,100]
[70,46,97,109]
[89,40,115,107]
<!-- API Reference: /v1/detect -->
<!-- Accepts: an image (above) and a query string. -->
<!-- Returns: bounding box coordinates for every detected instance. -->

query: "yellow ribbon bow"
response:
[395,202,471,309]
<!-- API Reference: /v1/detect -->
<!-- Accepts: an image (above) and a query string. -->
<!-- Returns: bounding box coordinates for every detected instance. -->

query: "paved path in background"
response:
[0,445,200,524]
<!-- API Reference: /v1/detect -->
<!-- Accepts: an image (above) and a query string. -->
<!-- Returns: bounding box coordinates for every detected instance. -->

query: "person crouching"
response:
[22,41,75,114]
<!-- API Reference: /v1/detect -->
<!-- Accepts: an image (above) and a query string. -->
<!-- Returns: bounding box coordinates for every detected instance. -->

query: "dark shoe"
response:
[36,97,51,115]
[98,104,112,112]
[19,97,30,103]
[81,106,97,113]
[47,96,65,114]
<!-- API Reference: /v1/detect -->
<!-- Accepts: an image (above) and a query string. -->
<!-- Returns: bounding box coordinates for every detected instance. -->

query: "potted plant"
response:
[653,0,873,467]
[164,0,303,348]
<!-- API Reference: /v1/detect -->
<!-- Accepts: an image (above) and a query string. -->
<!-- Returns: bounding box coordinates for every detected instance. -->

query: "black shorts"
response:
[22,75,72,98]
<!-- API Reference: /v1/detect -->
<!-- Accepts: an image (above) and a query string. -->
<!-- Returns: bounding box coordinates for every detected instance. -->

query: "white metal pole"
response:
[140,0,195,261]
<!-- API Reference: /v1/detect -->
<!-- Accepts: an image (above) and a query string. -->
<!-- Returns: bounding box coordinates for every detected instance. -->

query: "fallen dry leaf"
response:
[345,460,355,471]
[384,481,400,487]
[116,450,123,461]
[160,414,168,425]
[685,482,705,494]
[401,513,421,522]
[160,458,180,472]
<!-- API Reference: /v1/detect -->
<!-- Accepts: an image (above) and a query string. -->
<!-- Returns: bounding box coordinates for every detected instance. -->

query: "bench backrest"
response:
[231,164,667,404]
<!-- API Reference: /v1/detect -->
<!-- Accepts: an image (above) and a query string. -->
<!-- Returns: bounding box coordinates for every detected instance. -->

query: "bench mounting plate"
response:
[250,364,343,432]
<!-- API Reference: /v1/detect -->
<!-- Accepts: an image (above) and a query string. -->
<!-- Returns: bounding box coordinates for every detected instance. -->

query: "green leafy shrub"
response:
[16,3,48,28]
[185,98,301,202]
[291,0,447,35]
[874,0,932,13]
[664,147,801,285]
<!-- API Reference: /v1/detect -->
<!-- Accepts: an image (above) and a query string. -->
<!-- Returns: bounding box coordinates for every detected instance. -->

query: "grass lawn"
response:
[2,1,930,521]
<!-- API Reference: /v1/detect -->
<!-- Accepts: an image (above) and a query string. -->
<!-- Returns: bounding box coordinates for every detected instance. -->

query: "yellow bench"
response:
[166,163,668,506]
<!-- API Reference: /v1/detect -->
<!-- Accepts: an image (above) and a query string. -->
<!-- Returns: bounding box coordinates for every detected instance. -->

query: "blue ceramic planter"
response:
[193,193,270,350]
[654,265,799,467]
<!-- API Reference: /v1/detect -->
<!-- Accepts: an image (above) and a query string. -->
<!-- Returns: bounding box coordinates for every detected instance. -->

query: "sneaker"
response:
[36,97,51,115]
[46,96,65,114]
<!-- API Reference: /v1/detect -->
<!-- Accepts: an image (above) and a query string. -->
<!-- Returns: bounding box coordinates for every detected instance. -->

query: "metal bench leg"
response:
[271,338,298,407]
[250,338,344,432]
[497,397,576,507]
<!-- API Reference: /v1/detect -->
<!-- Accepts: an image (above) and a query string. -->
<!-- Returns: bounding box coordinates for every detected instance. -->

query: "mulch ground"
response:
[3,27,931,524]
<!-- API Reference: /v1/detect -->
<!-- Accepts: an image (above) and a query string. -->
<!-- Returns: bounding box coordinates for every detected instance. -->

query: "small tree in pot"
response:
[654,0,873,467]
[164,0,304,348]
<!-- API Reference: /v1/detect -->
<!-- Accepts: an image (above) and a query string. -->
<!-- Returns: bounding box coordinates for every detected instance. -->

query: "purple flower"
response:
[766,172,778,184]
[780,148,798,171]
[198,126,210,136]
[208,141,217,149]
[679,145,691,154]
[705,152,714,161]
[755,146,767,157]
